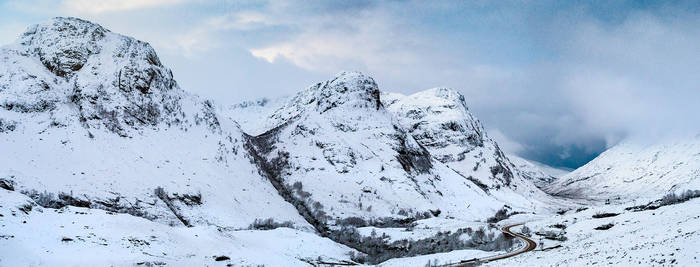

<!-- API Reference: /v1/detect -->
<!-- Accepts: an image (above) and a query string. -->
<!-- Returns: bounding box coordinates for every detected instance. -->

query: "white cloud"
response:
[488,128,526,154]
[63,0,186,14]
[206,12,273,31]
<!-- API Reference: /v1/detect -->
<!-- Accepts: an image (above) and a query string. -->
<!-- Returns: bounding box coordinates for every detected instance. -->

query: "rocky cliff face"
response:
[1,17,188,138]
[387,88,519,191]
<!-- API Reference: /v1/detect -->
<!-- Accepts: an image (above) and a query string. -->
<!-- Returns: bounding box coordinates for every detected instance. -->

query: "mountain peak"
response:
[313,71,381,113]
[19,17,109,77]
[1,17,185,137]
[266,71,382,126]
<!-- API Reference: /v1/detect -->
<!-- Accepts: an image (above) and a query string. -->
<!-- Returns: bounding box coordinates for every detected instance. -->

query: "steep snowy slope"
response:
[548,136,700,201]
[385,88,552,206]
[242,73,552,233]
[0,17,307,229]
[225,96,289,135]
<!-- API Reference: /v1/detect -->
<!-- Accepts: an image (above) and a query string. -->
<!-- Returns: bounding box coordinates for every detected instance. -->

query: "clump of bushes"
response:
[248,218,295,230]
[21,190,90,209]
[594,223,615,230]
[487,206,522,223]
[21,189,154,220]
[627,190,700,212]
[592,212,620,219]
[173,192,202,206]
[535,230,567,241]
[339,226,516,264]
[550,223,567,229]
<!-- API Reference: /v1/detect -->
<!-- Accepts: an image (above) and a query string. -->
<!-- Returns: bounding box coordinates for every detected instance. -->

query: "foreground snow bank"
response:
[0,189,357,266]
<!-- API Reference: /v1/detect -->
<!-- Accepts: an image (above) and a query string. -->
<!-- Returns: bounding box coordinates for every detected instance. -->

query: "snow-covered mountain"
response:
[386,89,530,191]
[548,136,700,201]
[509,155,570,187]
[0,17,309,229]
[243,73,500,226]
[1,17,566,266]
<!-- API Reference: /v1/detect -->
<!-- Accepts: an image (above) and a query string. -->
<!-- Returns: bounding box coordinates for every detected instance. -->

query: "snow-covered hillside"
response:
[0,17,308,229]
[241,73,559,230]
[484,196,700,266]
[509,155,570,187]
[385,89,553,199]
[244,72,503,225]
[0,17,557,265]
[548,136,700,201]
[9,16,696,267]
[0,188,356,266]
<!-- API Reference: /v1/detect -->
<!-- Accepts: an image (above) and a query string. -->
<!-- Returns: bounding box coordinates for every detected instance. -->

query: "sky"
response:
[1,0,699,169]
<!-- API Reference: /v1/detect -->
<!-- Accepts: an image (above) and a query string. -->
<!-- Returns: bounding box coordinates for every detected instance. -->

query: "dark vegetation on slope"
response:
[242,123,331,235]
[247,218,295,230]
[337,210,437,228]
[625,190,700,212]
[8,179,202,227]
[243,124,517,264]
[20,189,154,220]
[592,212,620,219]
[594,223,615,230]
[346,227,516,264]
[487,206,523,223]
[535,230,567,241]
[550,223,567,230]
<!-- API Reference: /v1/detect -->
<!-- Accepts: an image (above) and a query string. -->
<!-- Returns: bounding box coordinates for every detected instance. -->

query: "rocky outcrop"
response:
[1,17,187,137]
[387,88,517,190]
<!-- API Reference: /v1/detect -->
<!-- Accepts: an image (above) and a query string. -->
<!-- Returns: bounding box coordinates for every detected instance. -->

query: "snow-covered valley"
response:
[1,17,699,266]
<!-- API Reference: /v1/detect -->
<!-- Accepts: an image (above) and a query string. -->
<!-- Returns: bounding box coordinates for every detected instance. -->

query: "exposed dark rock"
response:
[0,178,15,191]
[394,132,433,174]
[154,187,191,227]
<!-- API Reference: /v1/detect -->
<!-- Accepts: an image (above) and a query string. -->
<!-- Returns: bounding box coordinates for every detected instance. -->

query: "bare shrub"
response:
[487,207,522,223]
[594,223,615,230]
[592,212,619,219]
[248,218,294,230]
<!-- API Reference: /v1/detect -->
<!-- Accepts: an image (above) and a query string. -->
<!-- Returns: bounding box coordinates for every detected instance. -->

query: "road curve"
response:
[439,223,537,266]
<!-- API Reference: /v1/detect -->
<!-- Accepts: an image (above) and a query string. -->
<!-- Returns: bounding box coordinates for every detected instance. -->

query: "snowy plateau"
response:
[0,17,698,266]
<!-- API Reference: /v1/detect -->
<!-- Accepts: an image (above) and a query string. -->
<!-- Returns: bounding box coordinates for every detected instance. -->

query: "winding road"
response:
[439,223,537,266]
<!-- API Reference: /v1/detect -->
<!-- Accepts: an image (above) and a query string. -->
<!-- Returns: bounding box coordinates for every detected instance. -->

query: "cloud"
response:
[3,1,698,168]
[556,11,700,144]
[63,0,186,14]
[488,128,526,154]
